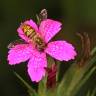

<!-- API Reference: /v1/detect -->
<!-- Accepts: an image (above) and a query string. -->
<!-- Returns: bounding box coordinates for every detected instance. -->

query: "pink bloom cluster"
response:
[7,19,77,82]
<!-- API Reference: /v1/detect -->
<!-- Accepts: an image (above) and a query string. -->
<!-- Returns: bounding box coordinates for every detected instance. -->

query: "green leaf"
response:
[72,66,96,96]
[86,91,91,96]
[57,63,77,96]
[57,53,96,96]
[91,87,96,96]
[46,88,57,96]
[38,75,47,96]
[36,14,40,25]
[91,46,96,55]
[86,87,96,96]
[14,72,38,96]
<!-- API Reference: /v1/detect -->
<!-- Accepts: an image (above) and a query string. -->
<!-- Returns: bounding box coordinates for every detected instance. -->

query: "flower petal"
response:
[45,41,77,61]
[28,67,46,82]
[39,19,62,43]
[8,44,33,65]
[27,52,47,82]
[17,19,38,42]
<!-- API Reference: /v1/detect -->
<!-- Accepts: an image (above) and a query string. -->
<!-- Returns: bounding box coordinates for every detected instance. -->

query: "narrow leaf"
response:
[91,46,96,55]
[86,91,91,96]
[72,66,96,96]
[57,53,96,96]
[38,76,47,96]
[91,87,96,96]
[14,72,38,96]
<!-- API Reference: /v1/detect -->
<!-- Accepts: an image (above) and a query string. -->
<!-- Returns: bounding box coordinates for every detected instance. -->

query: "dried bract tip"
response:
[76,32,91,67]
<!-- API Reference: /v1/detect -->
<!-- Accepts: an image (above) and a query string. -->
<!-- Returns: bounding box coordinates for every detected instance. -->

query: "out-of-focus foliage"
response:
[86,87,96,96]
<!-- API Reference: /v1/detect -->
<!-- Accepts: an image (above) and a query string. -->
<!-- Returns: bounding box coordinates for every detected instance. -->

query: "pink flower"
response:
[7,19,77,82]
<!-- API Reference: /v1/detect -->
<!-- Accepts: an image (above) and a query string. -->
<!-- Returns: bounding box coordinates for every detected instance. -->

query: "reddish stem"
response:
[46,64,57,89]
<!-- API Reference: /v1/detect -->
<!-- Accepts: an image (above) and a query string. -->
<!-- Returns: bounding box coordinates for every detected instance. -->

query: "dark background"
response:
[0,0,96,96]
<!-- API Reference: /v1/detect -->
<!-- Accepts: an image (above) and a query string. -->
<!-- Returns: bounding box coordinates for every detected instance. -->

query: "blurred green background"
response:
[0,0,96,96]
